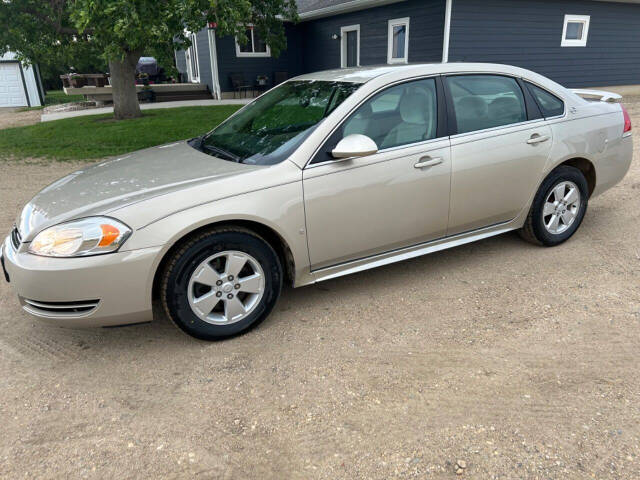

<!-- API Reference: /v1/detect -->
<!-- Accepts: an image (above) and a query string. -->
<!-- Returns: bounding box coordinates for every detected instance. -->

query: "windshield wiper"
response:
[201,143,241,163]
[188,134,206,151]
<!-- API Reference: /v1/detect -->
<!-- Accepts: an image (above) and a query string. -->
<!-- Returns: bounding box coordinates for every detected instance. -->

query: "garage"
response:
[0,52,43,108]
[0,63,27,107]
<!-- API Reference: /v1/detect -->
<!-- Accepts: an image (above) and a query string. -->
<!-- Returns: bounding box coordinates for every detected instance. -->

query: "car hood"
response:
[17,141,259,241]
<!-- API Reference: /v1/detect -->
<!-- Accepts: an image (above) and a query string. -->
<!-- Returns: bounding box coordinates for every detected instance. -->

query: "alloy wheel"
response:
[187,250,265,324]
[542,180,581,235]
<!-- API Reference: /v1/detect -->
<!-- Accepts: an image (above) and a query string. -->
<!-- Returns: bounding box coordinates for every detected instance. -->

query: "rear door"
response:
[445,74,553,235]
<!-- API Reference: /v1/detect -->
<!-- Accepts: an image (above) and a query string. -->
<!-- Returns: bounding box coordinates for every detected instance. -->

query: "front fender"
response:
[121,180,308,302]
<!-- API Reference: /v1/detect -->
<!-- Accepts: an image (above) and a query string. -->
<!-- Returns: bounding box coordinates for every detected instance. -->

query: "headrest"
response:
[399,89,433,124]
[488,96,522,117]
[455,96,488,117]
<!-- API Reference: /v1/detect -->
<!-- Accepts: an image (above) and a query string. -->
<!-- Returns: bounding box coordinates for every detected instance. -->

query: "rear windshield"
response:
[197,80,361,165]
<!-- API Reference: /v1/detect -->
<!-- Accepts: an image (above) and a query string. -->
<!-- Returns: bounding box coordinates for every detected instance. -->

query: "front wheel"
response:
[519,165,589,246]
[161,227,283,340]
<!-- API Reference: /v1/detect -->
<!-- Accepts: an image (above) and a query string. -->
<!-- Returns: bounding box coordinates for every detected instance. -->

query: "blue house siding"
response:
[301,0,445,72]
[215,24,305,93]
[174,30,213,93]
[448,0,640,87]
[195,28,213,95]
[175,50,187,78]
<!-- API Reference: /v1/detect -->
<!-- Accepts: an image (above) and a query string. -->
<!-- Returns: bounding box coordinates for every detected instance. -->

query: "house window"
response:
[340,24,360,68]
[235,27,271,57]
[561,14,590,47]
[387,17,410,64]
[185,32,200,83]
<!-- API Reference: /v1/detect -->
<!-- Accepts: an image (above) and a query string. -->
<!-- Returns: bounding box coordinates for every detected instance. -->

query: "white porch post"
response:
[208,28,222,99]
[442,0,452,63]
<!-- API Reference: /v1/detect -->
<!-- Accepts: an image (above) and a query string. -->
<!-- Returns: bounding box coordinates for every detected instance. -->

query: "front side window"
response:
[199,81,361,165]
[525,82,565,117]
[342,77,438,149]
[387,18,410,64]
[236,27,270,57]
[561,14,590,47]
[447,75,527,134]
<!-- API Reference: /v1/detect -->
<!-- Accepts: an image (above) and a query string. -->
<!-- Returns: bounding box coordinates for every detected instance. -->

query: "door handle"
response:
[526,134,550,145]
[414,157,443,169]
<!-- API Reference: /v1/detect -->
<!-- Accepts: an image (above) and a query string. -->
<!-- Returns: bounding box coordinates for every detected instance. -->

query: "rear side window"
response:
[525,82,565,117]
[446,75,527,134]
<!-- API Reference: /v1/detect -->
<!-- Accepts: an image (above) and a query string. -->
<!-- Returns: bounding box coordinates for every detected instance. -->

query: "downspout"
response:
[442,0,452,63]
[208,28,222,99]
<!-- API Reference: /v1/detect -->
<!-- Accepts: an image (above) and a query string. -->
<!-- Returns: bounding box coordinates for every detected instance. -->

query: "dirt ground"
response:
[0,107,41,129]
[1,101,639,480]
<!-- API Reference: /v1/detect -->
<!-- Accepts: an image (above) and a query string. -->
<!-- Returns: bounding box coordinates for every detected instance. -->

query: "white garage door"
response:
[0,63,28,107]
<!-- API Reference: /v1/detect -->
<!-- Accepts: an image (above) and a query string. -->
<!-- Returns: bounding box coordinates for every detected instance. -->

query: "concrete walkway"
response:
[41,98,251,122]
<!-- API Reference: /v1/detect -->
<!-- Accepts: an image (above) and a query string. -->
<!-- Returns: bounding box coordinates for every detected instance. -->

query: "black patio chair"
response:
[254,74,270,96]
[229,73,252,98]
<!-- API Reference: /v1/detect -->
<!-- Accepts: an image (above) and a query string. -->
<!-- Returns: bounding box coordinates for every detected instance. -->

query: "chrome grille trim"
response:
[22,298,100,318]
[10,227,21,250]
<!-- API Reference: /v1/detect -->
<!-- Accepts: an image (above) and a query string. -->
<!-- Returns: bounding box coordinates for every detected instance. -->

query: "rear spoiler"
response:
[571,89,622,103]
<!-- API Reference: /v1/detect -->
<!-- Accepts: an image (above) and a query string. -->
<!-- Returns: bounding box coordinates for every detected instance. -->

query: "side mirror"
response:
[331,134,378,159]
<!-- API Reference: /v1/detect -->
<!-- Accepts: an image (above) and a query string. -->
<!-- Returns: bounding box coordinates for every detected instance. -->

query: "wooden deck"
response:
[63,83,212,103]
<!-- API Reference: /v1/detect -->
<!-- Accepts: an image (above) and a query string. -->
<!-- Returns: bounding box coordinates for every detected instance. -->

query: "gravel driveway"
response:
[1,101,639,479]
[0,107,41,129]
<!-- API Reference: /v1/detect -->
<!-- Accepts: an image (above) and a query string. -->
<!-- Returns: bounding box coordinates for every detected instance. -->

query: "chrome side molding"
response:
[311,222,514,283]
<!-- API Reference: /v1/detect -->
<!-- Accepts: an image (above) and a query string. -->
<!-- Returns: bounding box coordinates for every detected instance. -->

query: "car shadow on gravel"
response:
[63,233,528,345]
[7,230,531,356]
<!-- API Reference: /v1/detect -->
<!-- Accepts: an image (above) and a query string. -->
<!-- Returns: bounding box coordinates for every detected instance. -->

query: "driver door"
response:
[302,77,452,270]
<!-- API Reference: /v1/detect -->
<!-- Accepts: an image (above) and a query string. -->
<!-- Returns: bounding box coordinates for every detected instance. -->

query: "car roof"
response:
[292,62,549,84]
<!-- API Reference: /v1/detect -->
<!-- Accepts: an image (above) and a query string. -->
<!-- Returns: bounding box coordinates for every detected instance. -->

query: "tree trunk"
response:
[109,50,142,120]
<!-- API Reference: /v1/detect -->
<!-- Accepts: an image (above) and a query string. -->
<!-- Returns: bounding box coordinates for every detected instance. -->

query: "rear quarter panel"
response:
[546,103,632,196]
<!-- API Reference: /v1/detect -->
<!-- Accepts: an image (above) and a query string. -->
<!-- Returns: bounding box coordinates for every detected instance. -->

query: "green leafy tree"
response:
[1,0,297,119]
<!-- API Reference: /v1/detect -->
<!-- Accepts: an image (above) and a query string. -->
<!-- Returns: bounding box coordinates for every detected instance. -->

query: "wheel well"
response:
[559,158,596,197]
[151,220,296,301]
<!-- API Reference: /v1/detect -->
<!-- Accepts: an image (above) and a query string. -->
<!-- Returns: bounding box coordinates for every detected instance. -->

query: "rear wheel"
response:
[161,227,282,340]
[519,166,588,246]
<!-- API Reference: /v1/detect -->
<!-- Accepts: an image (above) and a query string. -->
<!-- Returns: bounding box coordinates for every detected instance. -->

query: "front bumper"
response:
[2,235,161,327]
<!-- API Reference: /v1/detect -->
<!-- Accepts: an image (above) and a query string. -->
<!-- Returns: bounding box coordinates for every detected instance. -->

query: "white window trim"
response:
[561,14,590,47]
[235,27,271,57]
[185,31,200,83]
[387,17,410,64]
[340,24,360,68]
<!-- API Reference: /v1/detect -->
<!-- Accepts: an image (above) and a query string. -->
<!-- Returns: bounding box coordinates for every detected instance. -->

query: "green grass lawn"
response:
[45,89,85,105]
[18,90,86,111]
[0,105,241,161]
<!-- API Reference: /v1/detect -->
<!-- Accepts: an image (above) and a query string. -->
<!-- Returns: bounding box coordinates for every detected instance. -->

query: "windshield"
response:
[198,80,361,165]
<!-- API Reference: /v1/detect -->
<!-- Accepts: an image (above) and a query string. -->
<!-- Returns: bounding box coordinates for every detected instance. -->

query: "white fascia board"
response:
[299,0,406,21]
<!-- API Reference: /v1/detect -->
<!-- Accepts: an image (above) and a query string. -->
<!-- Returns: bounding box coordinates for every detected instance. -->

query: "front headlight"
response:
[28,217,132,257]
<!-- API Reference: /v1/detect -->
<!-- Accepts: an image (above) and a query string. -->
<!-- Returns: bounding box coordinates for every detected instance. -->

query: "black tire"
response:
[161,227,283,340]
[519,165,589,246]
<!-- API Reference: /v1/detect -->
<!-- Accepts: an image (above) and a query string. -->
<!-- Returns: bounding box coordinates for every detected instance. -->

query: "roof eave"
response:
[298,0,406,21]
